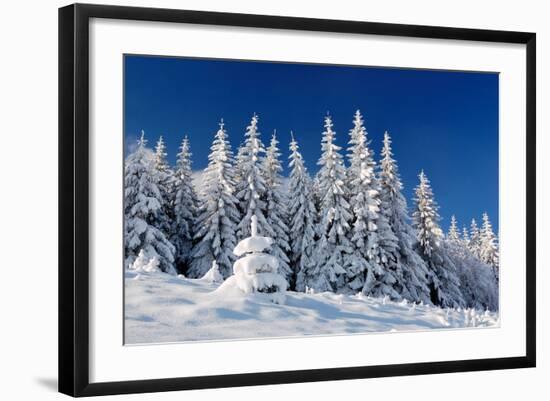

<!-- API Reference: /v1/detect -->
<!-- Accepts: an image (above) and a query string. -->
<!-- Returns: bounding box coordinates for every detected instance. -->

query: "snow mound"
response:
[198,261,224,284]
[124,270,500,344]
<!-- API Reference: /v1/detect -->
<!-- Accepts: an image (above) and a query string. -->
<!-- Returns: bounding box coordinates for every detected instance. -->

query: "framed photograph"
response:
[59,3,536,397]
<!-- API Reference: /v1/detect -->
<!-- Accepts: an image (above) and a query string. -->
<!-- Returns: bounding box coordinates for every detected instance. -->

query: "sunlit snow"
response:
[124,270,499,344]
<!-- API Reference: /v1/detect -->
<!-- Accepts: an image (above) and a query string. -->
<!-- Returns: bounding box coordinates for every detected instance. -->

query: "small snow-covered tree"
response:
[447,215,460,243]
[261,131,292,283]
[413,171,463,308]
[188,120,240,278]
[288,133,318,292]
[130,249,161,273]
[171,136,198,274]
[199,261,224,284]
[469,218,482,258]
[479,212,499,279]
[152,136,175,236]
[220,215,288,304]
[313,115,353,292]
[124,131,176,274]
[345,111,400,299]
[235,114,272,241]
[378,132,431,303]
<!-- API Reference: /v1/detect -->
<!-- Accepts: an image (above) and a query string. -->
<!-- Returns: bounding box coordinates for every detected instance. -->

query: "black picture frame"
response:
[58,3,536,397]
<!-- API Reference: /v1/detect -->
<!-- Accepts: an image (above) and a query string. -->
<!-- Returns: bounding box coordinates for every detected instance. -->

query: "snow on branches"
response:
[413,171,463,308]
[313,115,353,292]
[171,136,198,274]
[235,114,271,241]
[288,133,318,292]
[188,120,240,279]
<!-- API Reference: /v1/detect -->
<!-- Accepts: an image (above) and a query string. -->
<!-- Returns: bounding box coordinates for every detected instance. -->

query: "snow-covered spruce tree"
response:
[447,215,460,243]
[261,131,292,283]
[288,133,318,292]
[124,131,176,274]
[152,136,175,236]
[469,218,482,258]
[378,131,431,303]
[188,120,240,279]
[345,111,400,299]
[171,136,198,274]
[235,114,272,241]
[313,115,354,292]
[480,212,499,279]
[412,171,464,308]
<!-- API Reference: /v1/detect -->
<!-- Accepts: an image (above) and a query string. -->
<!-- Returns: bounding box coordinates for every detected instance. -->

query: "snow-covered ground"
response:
[124,270,499,344]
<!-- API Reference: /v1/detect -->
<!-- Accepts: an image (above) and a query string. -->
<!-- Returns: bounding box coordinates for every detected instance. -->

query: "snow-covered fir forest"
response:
[124,110,500,317]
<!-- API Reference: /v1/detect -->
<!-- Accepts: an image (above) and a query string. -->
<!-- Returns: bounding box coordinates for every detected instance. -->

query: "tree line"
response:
[124,110,499,310]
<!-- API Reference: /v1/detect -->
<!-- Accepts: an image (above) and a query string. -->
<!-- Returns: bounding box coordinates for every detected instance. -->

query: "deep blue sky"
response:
[124,55,499,233]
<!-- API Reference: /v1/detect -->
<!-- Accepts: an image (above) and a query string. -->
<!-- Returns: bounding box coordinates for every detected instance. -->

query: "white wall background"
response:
[0,0,546,399]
